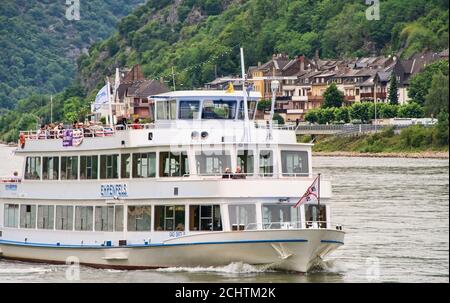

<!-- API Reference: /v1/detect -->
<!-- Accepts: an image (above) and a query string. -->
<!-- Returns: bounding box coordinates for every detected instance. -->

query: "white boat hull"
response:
[0,229,344,272]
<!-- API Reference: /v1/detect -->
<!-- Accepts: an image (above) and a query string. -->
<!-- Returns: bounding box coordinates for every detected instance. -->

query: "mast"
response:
[240,48,250,142]
[106,77,114,128]
[50,94,53,124]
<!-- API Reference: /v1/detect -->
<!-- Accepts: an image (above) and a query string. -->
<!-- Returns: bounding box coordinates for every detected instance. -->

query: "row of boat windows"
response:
[3,203,325,232]
[24,150,309,180]
[3,204,221,232]
[157,100,258,120]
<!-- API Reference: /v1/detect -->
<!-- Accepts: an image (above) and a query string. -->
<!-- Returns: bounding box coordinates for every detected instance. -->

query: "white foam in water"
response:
[0,267,55,274]
[157,262,275,274]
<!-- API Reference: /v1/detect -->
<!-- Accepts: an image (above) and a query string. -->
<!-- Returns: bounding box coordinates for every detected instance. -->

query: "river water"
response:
[0,145,448,283]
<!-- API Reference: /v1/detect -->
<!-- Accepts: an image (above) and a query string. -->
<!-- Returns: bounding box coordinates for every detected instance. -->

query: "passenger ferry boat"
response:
[0,90,344,272]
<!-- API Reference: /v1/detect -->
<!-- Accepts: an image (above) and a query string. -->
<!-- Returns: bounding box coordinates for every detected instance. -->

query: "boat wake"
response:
[0,267,56,275]
[156,262,276,274]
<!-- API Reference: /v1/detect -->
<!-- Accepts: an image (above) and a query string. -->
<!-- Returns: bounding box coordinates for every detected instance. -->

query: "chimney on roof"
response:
[314,49,320,61]
[258,61,261,67]
[298,55,305,71]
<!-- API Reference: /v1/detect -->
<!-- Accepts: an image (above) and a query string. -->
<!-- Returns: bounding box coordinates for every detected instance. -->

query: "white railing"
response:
[192,172,312,180]
[244,221,343,231]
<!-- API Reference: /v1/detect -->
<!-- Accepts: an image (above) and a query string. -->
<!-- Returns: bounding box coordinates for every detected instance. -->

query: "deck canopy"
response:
[150,90,262,121]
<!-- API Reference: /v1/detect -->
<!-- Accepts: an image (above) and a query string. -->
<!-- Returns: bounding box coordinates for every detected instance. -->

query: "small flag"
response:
[92,84,109,112]
[226,82,235,93]
[294,175,320,208]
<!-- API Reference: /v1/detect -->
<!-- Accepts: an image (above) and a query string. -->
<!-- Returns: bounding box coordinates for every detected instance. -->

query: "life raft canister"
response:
[19,133,25,149]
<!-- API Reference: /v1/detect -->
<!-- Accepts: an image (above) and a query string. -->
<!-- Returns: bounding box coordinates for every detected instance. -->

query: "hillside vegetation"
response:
[78,0,449,91]
[0,0,145,109]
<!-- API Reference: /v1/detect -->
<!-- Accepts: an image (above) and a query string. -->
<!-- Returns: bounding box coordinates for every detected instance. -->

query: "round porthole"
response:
[201,131,209,139]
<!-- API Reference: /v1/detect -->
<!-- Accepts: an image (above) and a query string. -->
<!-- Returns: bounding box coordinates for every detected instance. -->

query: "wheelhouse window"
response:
[100,155,118,179]
[179,100,200,119]
[202,100,237,119]
[237,150,254,175]
[228,204,256,231]
[189,205,222,231]
[80,155,98,180]
[25,157,41,180]
[37,205,54,230]
[156,99,176,120]
[75,206,93,231]
[43,157,59,180]
[127,206,151,231]
[281,151,309,176]
[159,152,189,177]
[196,151,231,175]
[132,153,156,178]
[55,206,73,231]
[121,154,131,179]
[95,206,114,232]
[238,100,258,120]
[259,150,273,177]
[305,204,327,228]
[20,204,36,229]
[4,204,19,228]
[262,204,301,229]
[154,205,185,231]
[61,156,78,180]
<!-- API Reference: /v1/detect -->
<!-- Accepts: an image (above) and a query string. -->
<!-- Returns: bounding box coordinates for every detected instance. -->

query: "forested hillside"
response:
[78,0,449,91]
[0,0,145,109]
[0,0,448,143]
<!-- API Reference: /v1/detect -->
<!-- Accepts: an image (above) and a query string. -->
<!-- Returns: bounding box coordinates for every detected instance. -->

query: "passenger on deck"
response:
[232,166,246,179]
[11,171,21,182]
[222,168,232,179]
[176,223,185,231]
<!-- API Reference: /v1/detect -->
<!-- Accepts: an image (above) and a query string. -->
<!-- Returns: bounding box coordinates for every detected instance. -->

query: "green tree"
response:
[397,103,425,118]
[424,72,449,116]
[317,108,335,124]
[350,102,372,123]
[334,107,350,123]
[434,112,449,146]
[305,109,319,124]
[388,74,399,105]
[322,83,344,108]
[408,60,449,105]
[378,103,398,118]
[273,113,285,125]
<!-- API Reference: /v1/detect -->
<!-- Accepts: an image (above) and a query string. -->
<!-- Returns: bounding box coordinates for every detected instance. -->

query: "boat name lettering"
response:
[169,231,185,238]
[100,184,128,198]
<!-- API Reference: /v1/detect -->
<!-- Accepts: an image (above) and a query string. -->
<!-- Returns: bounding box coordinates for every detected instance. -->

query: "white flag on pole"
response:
[92,84,109,112]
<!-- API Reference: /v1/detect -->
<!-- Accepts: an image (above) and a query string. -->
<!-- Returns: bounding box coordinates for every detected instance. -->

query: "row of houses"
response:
[207,50,448,122]
[106,49,448,123]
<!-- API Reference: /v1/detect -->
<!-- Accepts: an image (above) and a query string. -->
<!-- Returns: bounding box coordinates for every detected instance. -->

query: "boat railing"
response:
[244,221,343,231]
[254,121,297,130]
[190,172,313,180]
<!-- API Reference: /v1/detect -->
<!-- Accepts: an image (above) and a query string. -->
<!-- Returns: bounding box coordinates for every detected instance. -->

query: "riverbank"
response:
[313,151,449,159]
[300,124,449,158]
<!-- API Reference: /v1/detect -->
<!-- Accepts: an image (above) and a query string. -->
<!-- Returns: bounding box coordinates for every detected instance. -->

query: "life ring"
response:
[19,133,26,149]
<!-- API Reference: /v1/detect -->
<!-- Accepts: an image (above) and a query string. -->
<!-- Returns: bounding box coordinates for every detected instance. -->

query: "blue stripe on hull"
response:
[0,239,310,249]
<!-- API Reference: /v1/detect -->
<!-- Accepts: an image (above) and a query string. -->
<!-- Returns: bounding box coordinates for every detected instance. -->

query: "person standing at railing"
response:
[10,171,21,182]
[222,168,232,179]
[232,166,246,179]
